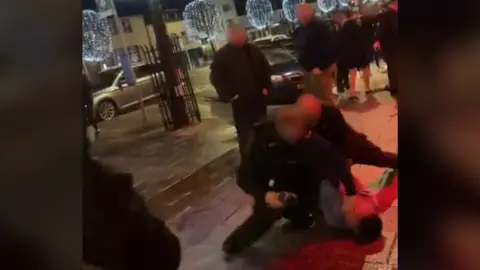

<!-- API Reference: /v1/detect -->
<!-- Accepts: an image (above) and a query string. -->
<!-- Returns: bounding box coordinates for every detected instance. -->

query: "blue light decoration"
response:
[82,9,113,62]
[317,0,337,13]
[338,0,350,7]
[246,0,274,30]
[183,0,221,41]
[282,0,303,22]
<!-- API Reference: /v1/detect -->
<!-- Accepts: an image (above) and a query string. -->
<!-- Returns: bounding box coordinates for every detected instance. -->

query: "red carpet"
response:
[273,238,386,270]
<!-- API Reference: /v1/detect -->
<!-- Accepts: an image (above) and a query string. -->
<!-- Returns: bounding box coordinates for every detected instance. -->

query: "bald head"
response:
[276,105,310,143]
[296,3,314,25]
[296,94,323,124]
[227,24,247,47]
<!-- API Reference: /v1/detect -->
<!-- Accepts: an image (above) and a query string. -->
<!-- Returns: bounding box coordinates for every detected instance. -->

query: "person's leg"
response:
[318,180,350,230]
[348,68,359,101]
[222,201,280,253]
[362,66,372,93]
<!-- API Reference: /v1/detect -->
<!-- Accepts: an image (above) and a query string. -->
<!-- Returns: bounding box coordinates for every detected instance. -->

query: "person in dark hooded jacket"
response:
[222,105,358,254]
[83,133,181,269]
[210,24,271,161]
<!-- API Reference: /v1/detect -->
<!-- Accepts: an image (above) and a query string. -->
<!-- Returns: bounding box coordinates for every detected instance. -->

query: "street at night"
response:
[91,67,398,269]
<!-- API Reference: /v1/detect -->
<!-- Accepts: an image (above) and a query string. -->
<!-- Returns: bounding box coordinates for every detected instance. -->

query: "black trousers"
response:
[232,100,266,161]
[336,65,350,94]
[223,199,313,250]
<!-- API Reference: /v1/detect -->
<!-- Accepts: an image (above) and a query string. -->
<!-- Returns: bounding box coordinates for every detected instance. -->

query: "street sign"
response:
[95,0,114,18]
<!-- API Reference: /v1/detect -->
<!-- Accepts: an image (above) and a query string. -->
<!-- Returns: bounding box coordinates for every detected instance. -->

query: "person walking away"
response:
[210,24,271,161]
[376,0,398,101]
[337,9,373,102]
[295,3,337,104]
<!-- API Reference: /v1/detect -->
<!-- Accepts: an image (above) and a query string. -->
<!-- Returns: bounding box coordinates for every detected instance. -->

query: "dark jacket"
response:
[210,43,272,102]
[336,19,372,66]
[83,157,181,270]
[237,121,357,209]
[314,105,397,169]
[376,8,398,53]
[296,17,337,71]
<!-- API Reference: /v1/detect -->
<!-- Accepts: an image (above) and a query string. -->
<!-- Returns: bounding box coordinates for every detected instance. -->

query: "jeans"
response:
[319,180,350,229]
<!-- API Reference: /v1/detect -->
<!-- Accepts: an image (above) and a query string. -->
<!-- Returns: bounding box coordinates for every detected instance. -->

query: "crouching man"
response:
[222,105,358,255]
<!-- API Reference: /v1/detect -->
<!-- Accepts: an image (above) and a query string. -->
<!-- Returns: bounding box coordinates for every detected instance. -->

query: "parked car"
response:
[211,48,304,105]
[262,48,304,105]
[254,37,297,57]
[252,35,289,45]
[90,63,164,121]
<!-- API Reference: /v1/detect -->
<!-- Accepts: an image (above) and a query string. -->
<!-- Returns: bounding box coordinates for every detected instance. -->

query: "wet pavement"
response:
[91,67,397,269]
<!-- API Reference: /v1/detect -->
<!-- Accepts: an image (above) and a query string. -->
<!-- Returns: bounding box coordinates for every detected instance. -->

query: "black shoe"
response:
[365,89,374,94]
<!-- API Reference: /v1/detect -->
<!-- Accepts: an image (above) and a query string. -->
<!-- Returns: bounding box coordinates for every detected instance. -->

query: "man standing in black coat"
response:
[295,3,337,103]
[210,24,271,160]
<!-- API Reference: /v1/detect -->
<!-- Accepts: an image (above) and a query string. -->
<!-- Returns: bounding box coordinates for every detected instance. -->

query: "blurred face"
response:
[331,12,345,25]
[276,109,309,144]
[296,5,313,25]
[228,26,247,46]
[403,38,480,189]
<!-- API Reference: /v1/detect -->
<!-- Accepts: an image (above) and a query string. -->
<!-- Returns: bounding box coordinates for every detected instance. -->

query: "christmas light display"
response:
[82,9,113,62]
[338,0,350,7]
[246,0,274,29]
[282,0,303,22]
[183,0,221,41]
[317,0,337,13]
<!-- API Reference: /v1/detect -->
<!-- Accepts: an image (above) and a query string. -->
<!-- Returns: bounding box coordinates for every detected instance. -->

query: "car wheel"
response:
[97,100,117,121]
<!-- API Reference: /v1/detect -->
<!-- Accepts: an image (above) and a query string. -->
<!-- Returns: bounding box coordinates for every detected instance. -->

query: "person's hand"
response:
[312,67,322,75]
[265,191,284,209]
[231,94,239,101]
[262,88,268,96]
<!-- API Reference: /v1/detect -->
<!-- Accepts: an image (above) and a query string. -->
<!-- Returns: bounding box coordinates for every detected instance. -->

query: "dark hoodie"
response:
[237,121,357,211]
[296,17,337,71]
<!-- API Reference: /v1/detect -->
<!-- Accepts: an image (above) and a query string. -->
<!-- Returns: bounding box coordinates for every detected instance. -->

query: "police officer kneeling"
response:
[222,105,359,254]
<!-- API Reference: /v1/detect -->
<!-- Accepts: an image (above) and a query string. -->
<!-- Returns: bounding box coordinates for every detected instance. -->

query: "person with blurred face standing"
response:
[210,24,272,161]
[295,3,337,103]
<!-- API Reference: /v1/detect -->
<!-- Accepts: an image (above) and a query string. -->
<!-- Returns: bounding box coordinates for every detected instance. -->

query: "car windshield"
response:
[90,69,120,92]
[263,50,297,66]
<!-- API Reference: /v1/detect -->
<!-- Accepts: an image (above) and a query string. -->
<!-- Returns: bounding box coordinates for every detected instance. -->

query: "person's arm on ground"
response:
[330,107,398,169]
[210,51,236,101]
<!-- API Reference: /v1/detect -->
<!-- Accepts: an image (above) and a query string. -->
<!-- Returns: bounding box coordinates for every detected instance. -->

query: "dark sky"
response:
[82,0,286,17]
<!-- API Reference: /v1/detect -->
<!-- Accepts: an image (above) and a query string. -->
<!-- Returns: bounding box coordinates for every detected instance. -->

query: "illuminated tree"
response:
[82,9,113,62]
[246,0,274,30]
[317,0,337,13]
[183,0,222,50]
[282,0,303,22]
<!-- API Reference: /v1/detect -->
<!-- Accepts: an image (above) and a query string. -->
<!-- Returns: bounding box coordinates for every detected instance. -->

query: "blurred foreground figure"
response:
[295,4,337,103]
[402,0,480,268]
[223,105,358,254]
[210,24,271,161]
[83,141,180,269]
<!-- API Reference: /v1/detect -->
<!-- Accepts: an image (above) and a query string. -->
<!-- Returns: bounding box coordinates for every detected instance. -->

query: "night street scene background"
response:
[82,0,398,269]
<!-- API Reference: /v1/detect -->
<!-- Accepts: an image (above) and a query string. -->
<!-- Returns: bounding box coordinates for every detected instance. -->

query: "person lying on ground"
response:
[320,172,398,244]
[223,105,357,255]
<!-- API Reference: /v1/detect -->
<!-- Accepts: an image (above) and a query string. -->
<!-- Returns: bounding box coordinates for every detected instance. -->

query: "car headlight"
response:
[271,75,284,84]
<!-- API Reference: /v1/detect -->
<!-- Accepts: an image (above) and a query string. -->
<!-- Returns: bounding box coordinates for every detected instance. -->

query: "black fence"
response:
[141,36,201,131]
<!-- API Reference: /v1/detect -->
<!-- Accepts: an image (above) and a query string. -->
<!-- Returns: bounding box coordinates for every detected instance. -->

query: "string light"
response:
[183,0,221,41]
[246,0,274,29]
[82,9,113,62]
[282,0,303,22]
[317,0,337,13]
